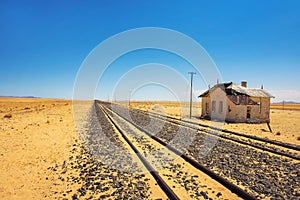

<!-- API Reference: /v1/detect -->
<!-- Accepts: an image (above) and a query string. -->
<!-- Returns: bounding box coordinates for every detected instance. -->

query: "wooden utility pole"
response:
[128,90,132,107]
[188,72,196,119]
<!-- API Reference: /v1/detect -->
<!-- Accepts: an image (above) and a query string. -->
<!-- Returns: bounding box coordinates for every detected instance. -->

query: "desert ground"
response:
[0,98,299,199]
[0,98,78,199]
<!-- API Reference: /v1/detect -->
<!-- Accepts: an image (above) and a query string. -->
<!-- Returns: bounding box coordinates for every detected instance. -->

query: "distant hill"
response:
[0,95,40,98]
[272,101,300,104]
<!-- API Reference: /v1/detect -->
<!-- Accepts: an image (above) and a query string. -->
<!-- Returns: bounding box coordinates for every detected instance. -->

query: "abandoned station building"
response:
[199,82,274,123]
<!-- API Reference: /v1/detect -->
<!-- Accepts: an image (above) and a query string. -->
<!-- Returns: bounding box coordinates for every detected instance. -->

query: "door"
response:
[247,106,251,119]
[205,102,209,115]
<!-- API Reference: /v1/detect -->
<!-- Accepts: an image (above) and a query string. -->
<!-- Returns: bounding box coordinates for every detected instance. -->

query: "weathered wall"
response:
[210,88,227,121]
[201,97,210,117]
[201,88,227,121]
[225,99,247,123]
[201,93,271,123]
[248,97,271,123]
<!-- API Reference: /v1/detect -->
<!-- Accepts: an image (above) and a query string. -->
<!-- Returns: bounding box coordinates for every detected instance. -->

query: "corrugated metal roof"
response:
[198,82,231,97]
[228,83,274,98]
[198,82,274,98]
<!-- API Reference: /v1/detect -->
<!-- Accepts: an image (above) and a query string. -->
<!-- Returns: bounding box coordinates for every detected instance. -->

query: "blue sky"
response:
[1,0,300,102]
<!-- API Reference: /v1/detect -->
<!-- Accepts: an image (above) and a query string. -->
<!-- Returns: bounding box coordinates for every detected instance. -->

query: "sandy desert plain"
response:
[0,97,299,199]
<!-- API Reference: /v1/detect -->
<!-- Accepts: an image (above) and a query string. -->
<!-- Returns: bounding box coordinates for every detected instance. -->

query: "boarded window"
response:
[219,101,223,113]
[212,101,216,112]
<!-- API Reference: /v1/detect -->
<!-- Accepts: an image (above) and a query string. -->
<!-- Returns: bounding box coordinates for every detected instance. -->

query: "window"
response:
[212,101,216,112]
[219,101,223,113]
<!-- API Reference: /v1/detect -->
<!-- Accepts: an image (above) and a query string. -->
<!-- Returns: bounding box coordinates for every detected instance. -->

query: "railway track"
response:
[113,102,300,160]
[99,101,300,199]
[147,110,300,151]
[99,104,180,200]
[97,102,257,199]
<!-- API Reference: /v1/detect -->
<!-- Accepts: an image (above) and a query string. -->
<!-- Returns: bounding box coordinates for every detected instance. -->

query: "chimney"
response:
[241,81,247,88]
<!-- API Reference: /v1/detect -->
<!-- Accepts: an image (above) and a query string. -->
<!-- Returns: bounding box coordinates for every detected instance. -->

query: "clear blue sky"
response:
[1,0,300,102]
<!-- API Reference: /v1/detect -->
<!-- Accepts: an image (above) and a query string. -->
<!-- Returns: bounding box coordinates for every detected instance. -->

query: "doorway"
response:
[247,106,251,119]
[205,102,209,115]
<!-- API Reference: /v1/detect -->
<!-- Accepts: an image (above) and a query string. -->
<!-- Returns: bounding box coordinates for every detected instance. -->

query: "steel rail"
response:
[97,104,180,200]
[146,109,300,152]
[139,110,300,160]
[100,102,257,200]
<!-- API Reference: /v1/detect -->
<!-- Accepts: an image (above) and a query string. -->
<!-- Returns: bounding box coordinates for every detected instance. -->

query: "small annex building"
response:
[198,82,274,123]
